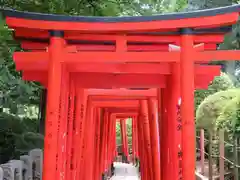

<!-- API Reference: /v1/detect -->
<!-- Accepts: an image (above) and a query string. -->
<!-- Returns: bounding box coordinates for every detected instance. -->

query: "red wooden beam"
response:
[66,50,240,62]
[13,51,179,63]
[115,113,138,118]
[14,59,219,75]
[21,71,218,89]
[20,41,217,51]
[14,60,172,74]
[15,29,223,44]
[195,50,240,61]
[86,88,157,97]
[90,95,150,100]
[107,108,138,114]
[14,55,219,75]
[13,50,240,65]
[22,72,167,88]
[6,12,238,32]
[92,100,139,108]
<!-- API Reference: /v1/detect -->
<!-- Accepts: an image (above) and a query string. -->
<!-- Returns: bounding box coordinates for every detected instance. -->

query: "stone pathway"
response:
[111,162,139,180]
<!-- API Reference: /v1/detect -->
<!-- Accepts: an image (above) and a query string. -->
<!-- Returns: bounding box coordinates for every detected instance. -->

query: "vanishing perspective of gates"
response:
[2,4,240,180]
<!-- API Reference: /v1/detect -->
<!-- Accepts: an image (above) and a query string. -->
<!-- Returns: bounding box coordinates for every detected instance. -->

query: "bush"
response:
[0,112,43,163]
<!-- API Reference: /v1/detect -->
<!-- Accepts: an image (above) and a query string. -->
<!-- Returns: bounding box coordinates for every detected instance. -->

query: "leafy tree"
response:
[216,92,240,136]
[0,112,43,163]
[196,89,239,130]
[195,73,234,114]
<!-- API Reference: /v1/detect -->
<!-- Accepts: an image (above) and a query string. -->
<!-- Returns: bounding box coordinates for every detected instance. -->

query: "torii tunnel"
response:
[2,4,240,180]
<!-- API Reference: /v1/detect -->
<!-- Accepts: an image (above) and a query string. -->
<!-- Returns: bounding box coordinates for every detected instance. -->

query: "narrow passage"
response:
[110,162,139,180]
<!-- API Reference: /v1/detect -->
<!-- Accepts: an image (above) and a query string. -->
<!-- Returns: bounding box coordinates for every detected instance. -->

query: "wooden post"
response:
[137,114,146,180]
[180,28,195,180]
[98,109,105,178]
[208,130,213,180]
[56,65,69,180]
[219,129,225,180]
[76,88,87,180]
[148,98,161,180]
[43,31,65,180]
[102,110,109,173]
[200,129,205,175]
[140,100,153,180]
[160,88,170,180]
[132,116,136,163]
[134,116,139,161]
[120,119,129,162]
[234,135,239,180]
[167,62,181,180]
[83,102,95,180]
[66,78,76,180]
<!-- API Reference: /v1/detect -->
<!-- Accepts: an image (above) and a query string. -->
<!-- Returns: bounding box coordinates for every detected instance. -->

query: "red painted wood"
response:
[14,49,240,68]
[6,7,240,180]
[167,63,181,180]
[161,88,171,179]
[65,78,75,180]
[148,98,161,180]
[75,87,87,180]
[42,36,65,180]
[6,12,238,31]
[87,88,157,96]
[56,65,69,180]
[180,33,195,180]
[21,71,218,89]
[92,100,139,108]
[20,41,218,52]
[120,119,128,160]
[15,28,224,44]
[140,100,153,180]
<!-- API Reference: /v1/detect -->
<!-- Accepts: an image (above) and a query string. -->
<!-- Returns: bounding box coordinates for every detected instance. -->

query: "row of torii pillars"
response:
[39,74,212,180]
[4,6,240,179]
[31,40,217,180]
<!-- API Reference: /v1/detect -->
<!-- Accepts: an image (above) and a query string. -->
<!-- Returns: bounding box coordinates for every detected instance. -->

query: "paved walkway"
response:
[111,162,139,180]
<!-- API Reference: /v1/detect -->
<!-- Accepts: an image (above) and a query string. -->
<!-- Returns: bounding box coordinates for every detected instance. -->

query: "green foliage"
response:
[216,93,240,136]
[196,89,239,130]
[195,73,234,114]
[0,112,43,163]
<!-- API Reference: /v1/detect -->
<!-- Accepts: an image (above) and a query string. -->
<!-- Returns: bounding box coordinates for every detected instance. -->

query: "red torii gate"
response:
[2,4,240,180]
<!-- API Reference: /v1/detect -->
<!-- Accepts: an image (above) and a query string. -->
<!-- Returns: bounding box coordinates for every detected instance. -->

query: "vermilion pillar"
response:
[140,100,153,180]
[132,116,138,163]
[101,110,109,173]
[148,98,161,180]
[83,102,95,180]
[160,88,170,180]
[180,28,195,180]
[66,78,76,180]
[120,119,129,162]
[94,108,102,180]
[99,109,106,178]
[43,31,65,180]
[56,65,69,180]
[75,87,87,180]
[167,63,181,180]
[137,115,145,179]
